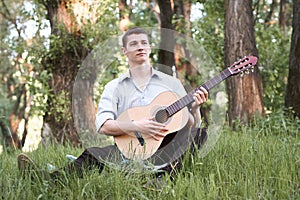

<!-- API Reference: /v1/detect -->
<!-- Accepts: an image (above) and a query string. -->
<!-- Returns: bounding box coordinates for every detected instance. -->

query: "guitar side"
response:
[114,91,189,160]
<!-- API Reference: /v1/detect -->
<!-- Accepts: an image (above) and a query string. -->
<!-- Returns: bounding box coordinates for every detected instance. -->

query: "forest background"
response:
[0,0,299,199]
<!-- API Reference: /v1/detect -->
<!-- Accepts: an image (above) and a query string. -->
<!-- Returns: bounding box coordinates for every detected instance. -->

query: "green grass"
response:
[0,114,299,199]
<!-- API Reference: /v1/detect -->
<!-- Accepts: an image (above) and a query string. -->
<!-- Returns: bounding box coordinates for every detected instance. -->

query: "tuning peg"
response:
[240,71,244,77]
[245,69,250,75]
[251,66,255,72]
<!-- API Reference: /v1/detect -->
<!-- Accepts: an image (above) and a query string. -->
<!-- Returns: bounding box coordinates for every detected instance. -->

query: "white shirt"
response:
[95,68,187,132]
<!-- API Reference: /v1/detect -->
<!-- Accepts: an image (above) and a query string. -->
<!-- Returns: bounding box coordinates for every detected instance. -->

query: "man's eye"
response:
[129,42,137,46]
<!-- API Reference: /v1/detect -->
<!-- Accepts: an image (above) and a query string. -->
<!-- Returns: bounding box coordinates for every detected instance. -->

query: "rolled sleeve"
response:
[95,80,118,132]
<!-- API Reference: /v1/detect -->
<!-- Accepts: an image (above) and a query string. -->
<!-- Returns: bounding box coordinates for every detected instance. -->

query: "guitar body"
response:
[114,91,189,160]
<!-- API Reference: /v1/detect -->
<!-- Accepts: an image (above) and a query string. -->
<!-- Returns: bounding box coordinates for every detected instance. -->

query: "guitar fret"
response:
[171,104,177,114]
[167,72,228,117]
[179,98,186,108]
[212,77,218,85]
[221,70,227,79]
[173,103,179,112]
[187,93,194,102]
[168,105,174,115]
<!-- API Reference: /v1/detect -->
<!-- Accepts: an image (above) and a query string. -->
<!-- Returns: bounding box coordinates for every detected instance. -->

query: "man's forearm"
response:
[190,101,202,127]
[99,120,136,137]
[191,108,201,127]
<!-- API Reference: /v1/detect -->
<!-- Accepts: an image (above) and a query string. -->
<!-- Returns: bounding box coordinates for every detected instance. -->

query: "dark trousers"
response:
[56,127,207,178]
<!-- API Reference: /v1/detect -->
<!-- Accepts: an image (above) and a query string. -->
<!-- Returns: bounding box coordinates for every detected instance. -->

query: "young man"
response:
[18,27,208,182]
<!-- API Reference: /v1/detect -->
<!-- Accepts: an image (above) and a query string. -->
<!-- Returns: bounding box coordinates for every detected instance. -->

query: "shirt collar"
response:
[118,67,161,83]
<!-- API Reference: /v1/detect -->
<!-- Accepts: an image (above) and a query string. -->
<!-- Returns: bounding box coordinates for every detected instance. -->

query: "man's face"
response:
[122,34,151,65]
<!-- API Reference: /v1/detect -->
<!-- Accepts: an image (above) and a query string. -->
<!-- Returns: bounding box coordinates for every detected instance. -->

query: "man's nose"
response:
[136,43,145,50]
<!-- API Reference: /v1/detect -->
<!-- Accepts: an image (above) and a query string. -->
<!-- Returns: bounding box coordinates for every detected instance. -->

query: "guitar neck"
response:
[166,68,231,117]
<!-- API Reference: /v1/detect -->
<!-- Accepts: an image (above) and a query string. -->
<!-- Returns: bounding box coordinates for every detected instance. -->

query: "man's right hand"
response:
[132,118,168,141]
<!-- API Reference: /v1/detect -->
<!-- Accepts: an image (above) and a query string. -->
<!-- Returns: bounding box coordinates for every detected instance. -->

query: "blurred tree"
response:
[264,0,277,24]
[40,0,91,146]
[40,0,118,146]
[253,0,293,113]
[119,0,132,31]
[279,0,286,34]
[0,0,35,149]
[173,0,196,84]
[156,0,175,75]
[224,0,265,125]
[285,0,300,118]
[155,0,198,82]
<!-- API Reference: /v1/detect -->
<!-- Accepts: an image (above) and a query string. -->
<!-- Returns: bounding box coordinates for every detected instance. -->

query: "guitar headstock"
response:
[228,56,258,76]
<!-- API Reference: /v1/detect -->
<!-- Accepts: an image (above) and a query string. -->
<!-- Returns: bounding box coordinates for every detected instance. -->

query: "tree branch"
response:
[0,0,16,24]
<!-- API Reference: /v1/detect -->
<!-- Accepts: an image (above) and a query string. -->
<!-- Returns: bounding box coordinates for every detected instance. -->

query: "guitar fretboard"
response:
[166,68,231,117]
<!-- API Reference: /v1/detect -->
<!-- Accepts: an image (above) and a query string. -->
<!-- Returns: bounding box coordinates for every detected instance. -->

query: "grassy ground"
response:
[0,114,299,199]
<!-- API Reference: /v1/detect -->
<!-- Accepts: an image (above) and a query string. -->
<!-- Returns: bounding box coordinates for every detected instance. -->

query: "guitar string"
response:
[166,68,232,117]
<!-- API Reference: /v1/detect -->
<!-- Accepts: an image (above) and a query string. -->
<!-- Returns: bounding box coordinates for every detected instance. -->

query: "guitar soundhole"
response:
[155,109,169,123]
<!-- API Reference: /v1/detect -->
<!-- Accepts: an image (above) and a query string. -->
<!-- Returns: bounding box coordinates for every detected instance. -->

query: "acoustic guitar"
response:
[114,55,258,160]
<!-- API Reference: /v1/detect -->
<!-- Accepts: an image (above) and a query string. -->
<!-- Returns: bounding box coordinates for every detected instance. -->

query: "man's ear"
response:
[122,47,127,55]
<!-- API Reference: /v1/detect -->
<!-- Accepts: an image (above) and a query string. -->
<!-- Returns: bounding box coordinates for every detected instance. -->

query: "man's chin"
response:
[135,58,148,64]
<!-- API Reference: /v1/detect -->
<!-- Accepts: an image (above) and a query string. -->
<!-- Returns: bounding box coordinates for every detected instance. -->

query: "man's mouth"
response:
[136,52,146,56]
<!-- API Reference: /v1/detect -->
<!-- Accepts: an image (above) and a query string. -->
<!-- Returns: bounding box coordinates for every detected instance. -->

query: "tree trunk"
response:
[8,83,25,149]
[224,0,265,126]
[42,0,91,146]
[72,55,97,145]
[0,120,16,150]
[173,0,194,83]
[157,0,175,75]
[285,0,300,118]
[279,0,286,34]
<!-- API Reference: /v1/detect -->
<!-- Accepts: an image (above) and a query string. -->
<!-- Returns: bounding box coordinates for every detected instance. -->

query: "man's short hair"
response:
[122,27,150,48]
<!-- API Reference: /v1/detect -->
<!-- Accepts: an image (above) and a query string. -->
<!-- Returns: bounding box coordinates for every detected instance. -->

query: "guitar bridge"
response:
[134,131,145,146]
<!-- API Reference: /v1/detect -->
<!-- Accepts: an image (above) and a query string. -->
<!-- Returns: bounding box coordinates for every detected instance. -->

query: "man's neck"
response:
[129,63,152,90]
[129,63,152,80]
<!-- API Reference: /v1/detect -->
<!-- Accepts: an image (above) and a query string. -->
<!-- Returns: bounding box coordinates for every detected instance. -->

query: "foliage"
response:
[131,1,159,28]
[252,0,293,113]
[0,86,11,143]
[0,113,299,199]
[0,0,25,117]
[0,87,11,123]
[255,24,291,113]
[191,0,224,69]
